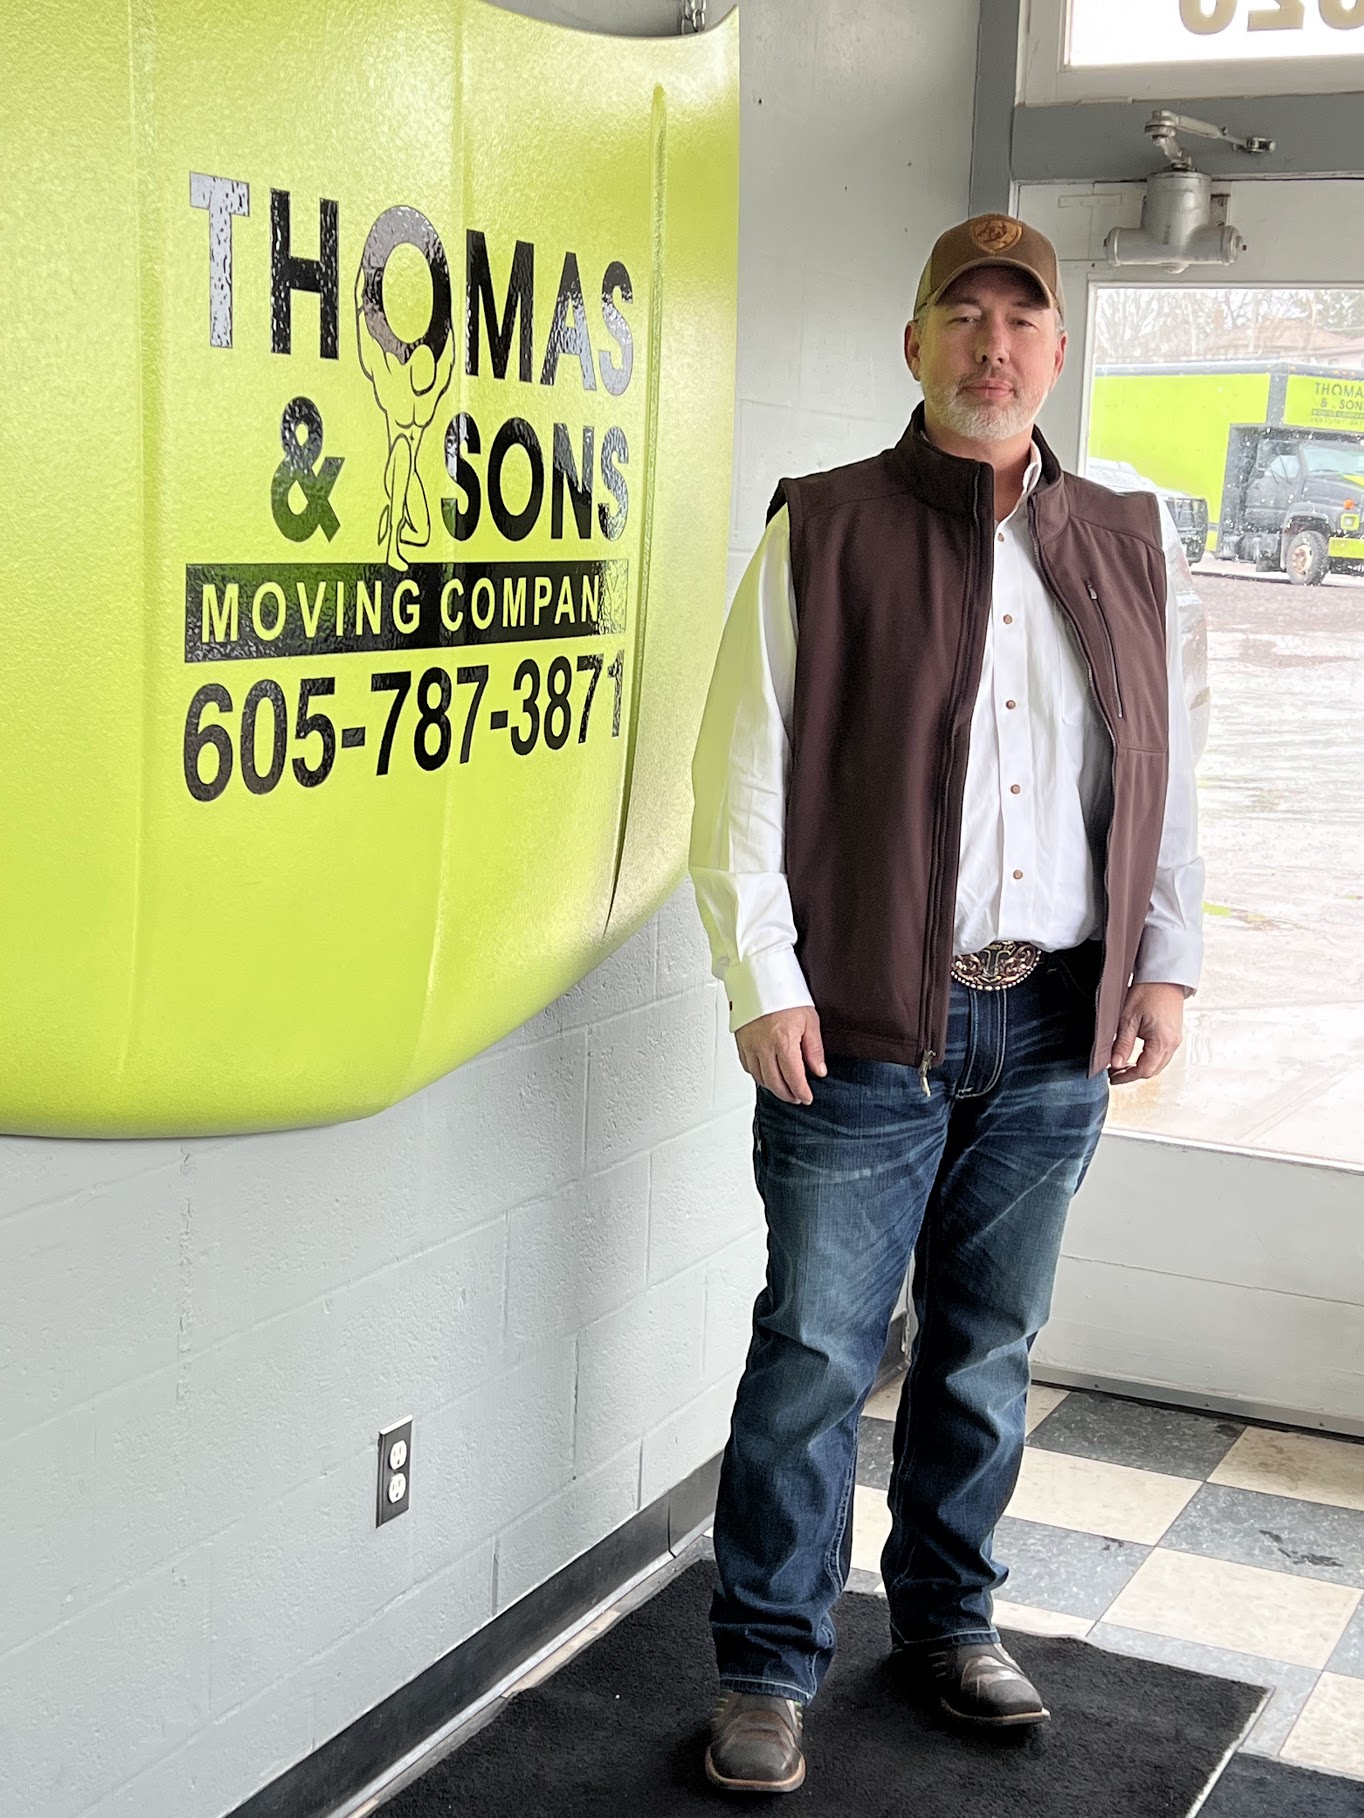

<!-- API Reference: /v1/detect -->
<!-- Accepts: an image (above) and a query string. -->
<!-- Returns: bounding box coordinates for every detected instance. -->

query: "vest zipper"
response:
[918,473,992,1093]
[1085,582,1125,721]
[918,705,958,1095]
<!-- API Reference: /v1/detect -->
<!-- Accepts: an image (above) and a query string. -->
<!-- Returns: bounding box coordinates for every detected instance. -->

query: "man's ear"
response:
[904,316,922,381]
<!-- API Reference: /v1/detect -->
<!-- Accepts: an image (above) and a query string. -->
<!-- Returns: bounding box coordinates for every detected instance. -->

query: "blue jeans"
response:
[710,945,1110,1703]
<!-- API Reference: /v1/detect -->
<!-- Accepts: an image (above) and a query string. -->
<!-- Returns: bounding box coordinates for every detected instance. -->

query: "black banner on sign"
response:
[185,559,629,662]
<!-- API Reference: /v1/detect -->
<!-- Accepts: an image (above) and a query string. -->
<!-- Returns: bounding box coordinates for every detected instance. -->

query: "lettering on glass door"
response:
[1068,0,1364,66]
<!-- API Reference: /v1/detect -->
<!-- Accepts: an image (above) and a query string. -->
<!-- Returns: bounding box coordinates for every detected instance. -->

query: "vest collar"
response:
[890,404,1069,530]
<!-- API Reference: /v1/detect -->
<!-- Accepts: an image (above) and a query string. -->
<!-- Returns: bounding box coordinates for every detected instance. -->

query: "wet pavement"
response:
[1105,563,1364,1166]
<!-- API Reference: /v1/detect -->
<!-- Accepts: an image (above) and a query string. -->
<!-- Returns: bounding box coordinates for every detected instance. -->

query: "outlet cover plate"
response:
[377,1417,413,1527]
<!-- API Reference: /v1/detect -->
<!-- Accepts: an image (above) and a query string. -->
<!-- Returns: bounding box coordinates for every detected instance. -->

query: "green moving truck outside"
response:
[1089,362,1364,584]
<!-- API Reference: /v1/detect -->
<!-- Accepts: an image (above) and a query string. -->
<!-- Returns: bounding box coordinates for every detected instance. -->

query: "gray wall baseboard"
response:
[1033,1366,1364,1442]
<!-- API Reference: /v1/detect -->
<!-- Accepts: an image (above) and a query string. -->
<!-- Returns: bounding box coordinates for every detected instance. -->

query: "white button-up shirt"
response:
[690,444,1205,1034]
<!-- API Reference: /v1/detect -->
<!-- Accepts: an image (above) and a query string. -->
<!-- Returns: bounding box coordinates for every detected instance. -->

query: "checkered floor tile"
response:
[854,1377,1364,1781]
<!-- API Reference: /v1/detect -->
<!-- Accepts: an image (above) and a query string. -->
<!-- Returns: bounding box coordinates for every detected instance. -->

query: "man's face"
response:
[905,265,1065,444]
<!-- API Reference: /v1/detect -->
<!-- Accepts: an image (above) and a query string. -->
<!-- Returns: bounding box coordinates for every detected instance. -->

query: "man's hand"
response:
[735,1006,827,1106]
[1108,982,1187,1085]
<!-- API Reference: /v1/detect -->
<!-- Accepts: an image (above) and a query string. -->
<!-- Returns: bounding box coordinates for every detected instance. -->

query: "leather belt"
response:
[950,939,1043,991]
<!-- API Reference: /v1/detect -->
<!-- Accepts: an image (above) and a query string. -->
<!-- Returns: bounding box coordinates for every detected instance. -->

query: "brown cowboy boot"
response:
[704,1690,807,1793]
[920,1640,1050,1727]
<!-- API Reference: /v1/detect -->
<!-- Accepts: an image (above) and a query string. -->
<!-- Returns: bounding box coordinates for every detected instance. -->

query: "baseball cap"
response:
[914,214,1066,323]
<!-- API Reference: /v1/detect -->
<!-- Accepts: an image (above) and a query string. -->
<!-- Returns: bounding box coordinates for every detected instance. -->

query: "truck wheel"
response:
[1183,529,1207,566]
[1284,529,1330,586]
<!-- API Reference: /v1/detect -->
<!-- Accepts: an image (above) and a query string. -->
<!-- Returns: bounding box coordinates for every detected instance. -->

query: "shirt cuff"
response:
[1131,925,1202,995]
[723,946,815,1033]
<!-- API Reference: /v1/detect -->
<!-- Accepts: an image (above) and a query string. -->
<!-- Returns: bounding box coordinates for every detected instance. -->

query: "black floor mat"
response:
[1199,1749,1364,1815]
[383,1559,1267,1816]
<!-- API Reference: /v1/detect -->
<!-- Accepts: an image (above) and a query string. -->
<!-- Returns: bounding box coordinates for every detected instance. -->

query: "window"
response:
[1022,0,1364,103]
[1072,0,1364,69]
[1085,284,1364,1165]
[1302,441,1364,475]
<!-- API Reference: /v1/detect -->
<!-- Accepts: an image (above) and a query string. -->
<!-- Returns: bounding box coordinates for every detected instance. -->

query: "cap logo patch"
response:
[970,216,1023,254]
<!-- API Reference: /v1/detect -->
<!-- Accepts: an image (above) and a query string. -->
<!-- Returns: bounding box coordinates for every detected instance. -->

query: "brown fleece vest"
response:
[771,407,1170,1079]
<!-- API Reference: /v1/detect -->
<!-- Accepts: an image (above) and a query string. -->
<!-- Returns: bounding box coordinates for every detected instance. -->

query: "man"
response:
[688,214,1202,1795]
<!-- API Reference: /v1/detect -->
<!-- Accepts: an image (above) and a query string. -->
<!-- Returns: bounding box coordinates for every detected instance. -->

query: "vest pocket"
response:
[1086,582,1125,722]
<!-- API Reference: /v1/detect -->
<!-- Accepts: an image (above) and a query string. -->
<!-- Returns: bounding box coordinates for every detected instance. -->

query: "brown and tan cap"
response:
[914,214,1065,322]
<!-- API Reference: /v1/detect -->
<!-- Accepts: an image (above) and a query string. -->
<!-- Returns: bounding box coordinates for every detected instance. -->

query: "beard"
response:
[928,374,1048,443]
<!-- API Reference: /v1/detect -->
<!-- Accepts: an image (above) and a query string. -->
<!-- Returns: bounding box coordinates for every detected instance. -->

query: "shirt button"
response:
[1010,783,1021,795]
[1005,699,1017,710]
[997,531,1005,543]
[1002,614,1013,625]
[1013,869,1024,880]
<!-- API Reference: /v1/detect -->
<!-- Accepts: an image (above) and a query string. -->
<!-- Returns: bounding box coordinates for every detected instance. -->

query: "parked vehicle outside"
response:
[1089,361,1364,584]
[1227,432,1364,585]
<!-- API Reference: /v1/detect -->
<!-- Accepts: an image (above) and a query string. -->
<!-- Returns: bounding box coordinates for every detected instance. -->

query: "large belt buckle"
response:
[950,939,1043,991]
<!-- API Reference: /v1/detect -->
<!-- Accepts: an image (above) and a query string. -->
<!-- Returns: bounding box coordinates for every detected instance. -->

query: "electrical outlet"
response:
[377,1417,413,1527]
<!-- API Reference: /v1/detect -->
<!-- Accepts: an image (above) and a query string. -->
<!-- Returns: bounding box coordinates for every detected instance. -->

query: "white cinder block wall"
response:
[0,4,980,1814]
